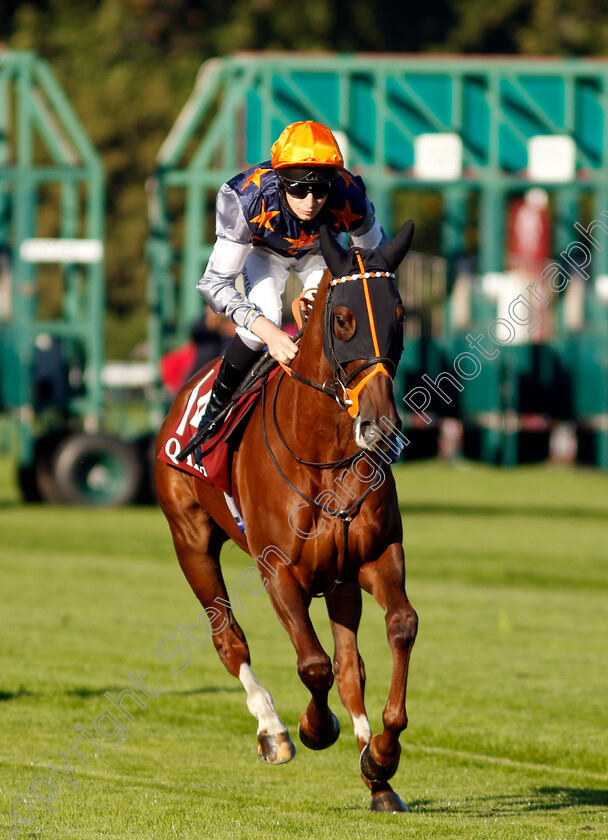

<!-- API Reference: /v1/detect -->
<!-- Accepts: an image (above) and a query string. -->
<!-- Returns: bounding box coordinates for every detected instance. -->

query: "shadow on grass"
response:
[67,686,129,698]
[411,787,608,815]
[166,686,243,696]
[66,685,242,698]
[399,502,607,520]
[0,688,35,701]
[537,788,608,808]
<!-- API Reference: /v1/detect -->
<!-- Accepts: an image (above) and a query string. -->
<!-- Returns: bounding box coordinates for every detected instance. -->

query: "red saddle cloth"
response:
[157,365,275,494]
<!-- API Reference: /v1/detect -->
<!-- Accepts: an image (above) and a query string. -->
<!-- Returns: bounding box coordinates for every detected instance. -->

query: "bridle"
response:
[263,254,403,597]
[323,256,397,417]
[278,252,400,418]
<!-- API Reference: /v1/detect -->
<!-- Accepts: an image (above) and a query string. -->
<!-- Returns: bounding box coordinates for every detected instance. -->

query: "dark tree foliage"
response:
[2,0,608,356]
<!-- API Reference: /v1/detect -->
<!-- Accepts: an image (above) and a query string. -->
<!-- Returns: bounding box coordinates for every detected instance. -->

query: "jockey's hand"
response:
[251,317,298,365]
[302,285,318,303]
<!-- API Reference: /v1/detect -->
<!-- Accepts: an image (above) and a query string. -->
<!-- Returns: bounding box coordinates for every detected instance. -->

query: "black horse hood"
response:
[320,222,414,372]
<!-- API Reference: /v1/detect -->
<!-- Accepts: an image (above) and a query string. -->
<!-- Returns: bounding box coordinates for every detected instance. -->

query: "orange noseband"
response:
[342,251,393,417]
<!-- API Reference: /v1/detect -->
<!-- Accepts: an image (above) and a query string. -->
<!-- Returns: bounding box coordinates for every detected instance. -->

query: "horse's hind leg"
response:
[326,581,409,812]
[156,467,295,764]
[358,543,417,807]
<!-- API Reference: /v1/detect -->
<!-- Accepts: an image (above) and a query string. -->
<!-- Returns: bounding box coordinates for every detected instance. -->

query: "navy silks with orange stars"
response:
[228,161,369,259]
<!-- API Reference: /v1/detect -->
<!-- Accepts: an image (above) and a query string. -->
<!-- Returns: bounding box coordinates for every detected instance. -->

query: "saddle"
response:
[157,362,278,495]
[158,296,310,494]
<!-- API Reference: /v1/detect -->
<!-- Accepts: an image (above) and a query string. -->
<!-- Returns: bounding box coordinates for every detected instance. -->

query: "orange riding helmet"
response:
[271,121,344,183]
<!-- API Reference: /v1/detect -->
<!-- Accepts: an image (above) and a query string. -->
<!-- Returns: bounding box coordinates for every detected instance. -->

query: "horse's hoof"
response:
[360,741,401,783]
[297,711,340,751]
[257,730,296,764]
[371,791,409,812]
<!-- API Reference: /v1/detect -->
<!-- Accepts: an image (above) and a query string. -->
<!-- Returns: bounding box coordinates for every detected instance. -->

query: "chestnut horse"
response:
[155,222,418,812]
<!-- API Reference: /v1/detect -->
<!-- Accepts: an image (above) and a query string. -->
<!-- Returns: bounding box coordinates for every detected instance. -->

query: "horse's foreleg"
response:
[327,579,409,812]
[358,543,418,792]
[265,568,339,750]
[325,582,370,751]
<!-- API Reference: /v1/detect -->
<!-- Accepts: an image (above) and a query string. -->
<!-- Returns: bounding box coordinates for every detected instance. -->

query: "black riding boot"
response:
[195,335,262,445]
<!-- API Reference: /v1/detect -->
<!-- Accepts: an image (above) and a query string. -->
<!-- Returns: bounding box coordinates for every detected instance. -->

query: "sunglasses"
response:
[281,180,331,199]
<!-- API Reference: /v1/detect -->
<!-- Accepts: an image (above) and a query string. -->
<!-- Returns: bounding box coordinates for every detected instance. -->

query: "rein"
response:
[273,251,399,417]
[260,377,374,519]
[275,340,394,416]
[271,372,359,470]
[259,377,377,598]
[261,257,400,595]
[275,359,344,404]
[262,256,398,517]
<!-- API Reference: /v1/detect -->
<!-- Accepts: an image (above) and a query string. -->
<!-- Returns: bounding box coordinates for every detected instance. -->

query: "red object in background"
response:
[507,189,552,264]
[506,189,553,342]
[160,342,196,394]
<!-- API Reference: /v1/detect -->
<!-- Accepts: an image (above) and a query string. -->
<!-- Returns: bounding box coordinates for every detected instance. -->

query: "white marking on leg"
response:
[353,714,372,743]
[238,663,286,736]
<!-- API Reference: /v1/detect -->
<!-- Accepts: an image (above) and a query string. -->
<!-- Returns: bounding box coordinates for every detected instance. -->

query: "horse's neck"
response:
[289,272,330,385]
[280,275,354,457]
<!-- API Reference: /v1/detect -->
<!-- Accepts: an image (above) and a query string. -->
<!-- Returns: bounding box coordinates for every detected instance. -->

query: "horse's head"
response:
[319,221,414,452]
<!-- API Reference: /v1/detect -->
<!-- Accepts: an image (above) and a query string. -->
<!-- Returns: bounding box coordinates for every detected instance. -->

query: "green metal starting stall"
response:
[0,50,144,503]
[147,53,608,468]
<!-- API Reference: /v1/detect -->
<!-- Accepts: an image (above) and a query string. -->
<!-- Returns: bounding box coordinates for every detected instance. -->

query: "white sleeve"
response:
[350,218,387,249]
[196,185,262,329]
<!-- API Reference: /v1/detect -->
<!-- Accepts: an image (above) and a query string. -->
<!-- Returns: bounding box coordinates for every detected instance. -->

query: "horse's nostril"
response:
[358,421,381,446]
[353,417,405,461]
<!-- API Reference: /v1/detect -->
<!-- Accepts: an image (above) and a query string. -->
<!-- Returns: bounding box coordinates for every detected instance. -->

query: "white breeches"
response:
[236,248,326,350]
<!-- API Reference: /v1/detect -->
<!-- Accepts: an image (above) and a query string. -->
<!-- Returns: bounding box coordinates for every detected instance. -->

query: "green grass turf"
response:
[1,456,607,839]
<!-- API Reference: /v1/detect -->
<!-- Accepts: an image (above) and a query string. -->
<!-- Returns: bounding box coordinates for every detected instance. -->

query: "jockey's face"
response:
[284,189,328,221]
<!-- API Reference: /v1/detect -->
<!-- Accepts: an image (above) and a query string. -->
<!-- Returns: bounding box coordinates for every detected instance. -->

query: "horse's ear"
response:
[320,226,352,278]
[378,220,415,272]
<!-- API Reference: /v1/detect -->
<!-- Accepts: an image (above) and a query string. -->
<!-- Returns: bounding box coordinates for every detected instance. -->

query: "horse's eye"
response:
[396,304,405,326]
[333,306,354,339]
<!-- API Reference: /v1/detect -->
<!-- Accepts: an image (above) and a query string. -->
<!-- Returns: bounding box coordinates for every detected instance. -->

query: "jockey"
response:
[194,119,386,442]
